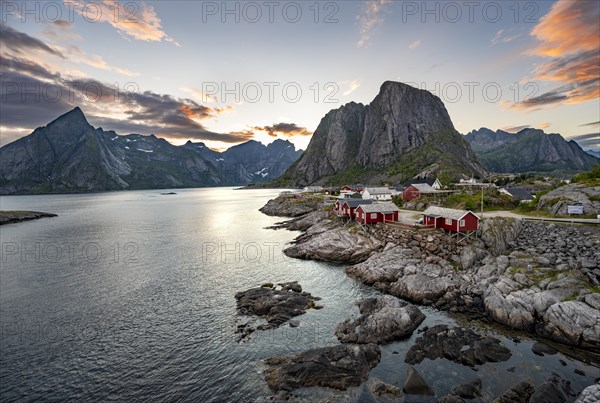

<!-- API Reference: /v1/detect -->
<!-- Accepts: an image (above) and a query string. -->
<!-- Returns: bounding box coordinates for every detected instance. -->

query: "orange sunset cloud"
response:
[511,0,599,110]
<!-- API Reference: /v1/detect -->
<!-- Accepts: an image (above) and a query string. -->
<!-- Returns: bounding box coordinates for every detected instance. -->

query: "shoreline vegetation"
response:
[0,211,57,226]
[255,193,600,400]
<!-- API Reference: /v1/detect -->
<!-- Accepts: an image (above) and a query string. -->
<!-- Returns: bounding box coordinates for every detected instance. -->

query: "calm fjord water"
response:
[0,188,598,402]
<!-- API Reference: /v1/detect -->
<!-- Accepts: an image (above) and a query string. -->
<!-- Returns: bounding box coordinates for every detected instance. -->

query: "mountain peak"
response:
[50,106,89,126]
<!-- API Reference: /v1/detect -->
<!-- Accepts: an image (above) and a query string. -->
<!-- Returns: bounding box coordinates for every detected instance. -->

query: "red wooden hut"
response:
[356,203,400,224]
[422,206,480,232]
[334,199,372,218]
[403,183,438,202]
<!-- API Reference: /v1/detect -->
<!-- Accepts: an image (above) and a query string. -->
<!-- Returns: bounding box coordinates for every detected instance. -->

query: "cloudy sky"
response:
[1,0,598,151]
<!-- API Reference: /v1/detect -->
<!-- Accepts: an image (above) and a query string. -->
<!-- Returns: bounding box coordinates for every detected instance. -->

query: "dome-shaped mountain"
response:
[278,81,486,186]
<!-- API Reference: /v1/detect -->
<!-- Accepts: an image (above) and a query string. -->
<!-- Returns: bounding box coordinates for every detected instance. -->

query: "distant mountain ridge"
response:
[464,128,599,173]
[0,107,302,194]
[586,149,600,159]
[277,81,486,186]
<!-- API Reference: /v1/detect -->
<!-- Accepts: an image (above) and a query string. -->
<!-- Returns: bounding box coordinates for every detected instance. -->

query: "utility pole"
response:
[481,185,484,218]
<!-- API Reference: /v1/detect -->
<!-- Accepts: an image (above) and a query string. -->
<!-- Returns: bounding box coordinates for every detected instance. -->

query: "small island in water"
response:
[0,211,57,226]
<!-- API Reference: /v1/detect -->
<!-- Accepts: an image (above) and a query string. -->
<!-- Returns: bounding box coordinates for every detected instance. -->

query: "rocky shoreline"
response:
[255,194,600,400]
[0,210,57,225]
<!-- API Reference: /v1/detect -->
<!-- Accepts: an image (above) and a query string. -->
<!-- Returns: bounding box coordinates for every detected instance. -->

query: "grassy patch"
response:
[572,164,600,186]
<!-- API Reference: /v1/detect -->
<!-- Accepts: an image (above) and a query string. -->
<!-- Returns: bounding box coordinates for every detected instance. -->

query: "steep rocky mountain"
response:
[0,108,302,194]
[277,81,486,186]
[464,128,599,173]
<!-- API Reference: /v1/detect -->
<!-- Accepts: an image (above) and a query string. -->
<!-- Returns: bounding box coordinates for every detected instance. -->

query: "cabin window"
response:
[459,219,465,227]
[371,213,378,219]
[445,218,452,225]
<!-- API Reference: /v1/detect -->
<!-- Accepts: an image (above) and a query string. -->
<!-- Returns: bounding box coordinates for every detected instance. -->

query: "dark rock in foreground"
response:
[405,325,512,367]
[403,366,434,396]
[0,210,57,225]
[531,341,557,356]
[450,378,482,399]
[263,344,381,391]
[335,295,425,344]
[529,373,576,402]
[492,381,535,403]
[368,378,403,398]
[234,282,321,341]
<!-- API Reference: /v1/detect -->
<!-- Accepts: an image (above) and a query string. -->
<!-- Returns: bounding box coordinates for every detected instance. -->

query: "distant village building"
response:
[344,192,363,199]
[459,177,478,184]
[422,206,480,233]
[304,186,324,193]
[340,184,365,196]
[362,187,392,201]
[403,183,438,202]
[340,185,354,195]
[356,203,400,224]
[500,187,534,202]
[334,199,373,219]
[403,178,443,190]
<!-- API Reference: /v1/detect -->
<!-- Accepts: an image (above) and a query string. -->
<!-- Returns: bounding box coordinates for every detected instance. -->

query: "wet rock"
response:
[263,344,381,391]
[405,325,512,367]
[335,295,425,344]
[531,341,557,356]
[403,366,434,396]
[368,378,403,398]
[234,282,320,340]
[289,320,300,328]
[492,381,534,403]
[438,395,465,403]
[529,373,576,402]
[576,382,600,403]
[450,378,482,399]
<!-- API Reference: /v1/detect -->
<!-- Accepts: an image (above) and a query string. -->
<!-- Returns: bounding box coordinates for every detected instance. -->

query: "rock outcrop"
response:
[478,217,521,256]
[0,210,57,225]
[537,184,600,216]
[576,382,600,403]
[492,381,535,403]
[335,295,425,344]
[402,366,434,396]
[405,325,512,367]
[234,282,321,341]
[263,344,381,391]
[260,196,600,351]
[284,220,383,263]
[259,195,321,217]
